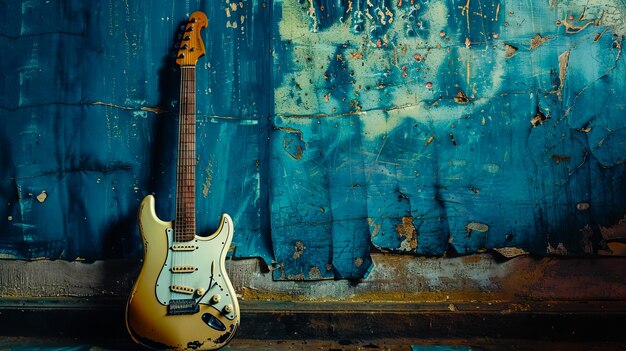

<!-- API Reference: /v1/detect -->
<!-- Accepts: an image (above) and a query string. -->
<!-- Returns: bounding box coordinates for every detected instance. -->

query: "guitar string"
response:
[185,65,193,293]
[174,65,184,297]
[184,66,196,295]
[181,65,184,295]
[183,65,193,294]
[172,51,201,301]
[176,65,188,295]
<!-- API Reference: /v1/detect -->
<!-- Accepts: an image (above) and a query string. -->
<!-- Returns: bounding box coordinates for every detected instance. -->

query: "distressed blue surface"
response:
[0,0,273,262]
[269,0,626,279]
[1,1,626,280]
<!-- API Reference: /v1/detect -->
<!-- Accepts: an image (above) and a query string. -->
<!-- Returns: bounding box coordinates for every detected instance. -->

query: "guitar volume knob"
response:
[223,304,232,314]
[211,294,221,304]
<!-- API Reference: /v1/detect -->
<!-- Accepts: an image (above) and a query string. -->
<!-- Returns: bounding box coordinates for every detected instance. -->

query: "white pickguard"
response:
[154,224,236,320]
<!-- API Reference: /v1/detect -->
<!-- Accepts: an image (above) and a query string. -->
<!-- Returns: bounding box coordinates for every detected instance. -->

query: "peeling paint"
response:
[309,266,322,279]
[279,127,305,161]
[576,203,590,211]
[454,90,470,104]
[504,43,518,58]
[396,216,417,251]
[600,215,626,241]
[551,154,571,164]
[293,241,306,259]
[35,191,47,203]
[465,222,489,234]
[530,34,549,50]
[2,0,626,279]
[547,243,568,256]
[202,162,213,199]
[493,247,529,258]
[368,218,381,238]
[557,18,595,34]
[557,50,571,100]
[530,106,549,127]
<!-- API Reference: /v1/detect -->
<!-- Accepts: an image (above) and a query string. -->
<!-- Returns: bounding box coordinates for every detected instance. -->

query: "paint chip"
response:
[551,154,571,164]
[396,216,418,251]
[547,242,568,256]
[36,191,48,203]
[309,266,322,279]
[576,203,590,211]
[600,215,626,241]
[531,107,549,127]
[425,135,434,146]
[465,222,489,236]
[454,90,470,104]
[504,43,518,58]
[493,247,530,258]
[368,218,381,238]
[293,241,306,259]
[557,50,571,101]
[530,34,549,50]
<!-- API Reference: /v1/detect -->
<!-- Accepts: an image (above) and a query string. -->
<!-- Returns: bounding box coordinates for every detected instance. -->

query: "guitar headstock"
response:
[176,11,208,66]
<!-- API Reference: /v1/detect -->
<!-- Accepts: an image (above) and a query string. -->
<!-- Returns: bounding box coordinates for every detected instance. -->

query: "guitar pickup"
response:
[170,285,195,295]
[170,244,197,251]
[171,266,197,273]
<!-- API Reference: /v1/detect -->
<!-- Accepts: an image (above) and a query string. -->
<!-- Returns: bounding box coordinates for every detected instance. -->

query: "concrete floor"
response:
[0,337,624,351]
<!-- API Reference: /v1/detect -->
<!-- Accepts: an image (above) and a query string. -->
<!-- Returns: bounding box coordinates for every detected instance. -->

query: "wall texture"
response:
[0,0,273,263]
[1,0,625,281]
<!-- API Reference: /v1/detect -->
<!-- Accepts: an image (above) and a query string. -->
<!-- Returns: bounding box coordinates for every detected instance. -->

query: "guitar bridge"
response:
[168,299,200,315]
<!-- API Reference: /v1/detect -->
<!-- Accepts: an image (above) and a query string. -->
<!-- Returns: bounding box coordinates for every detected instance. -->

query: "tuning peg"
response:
[181,44,188,49]
[177,53,185,58]
[189,17,197,23]
[184,35,190,40]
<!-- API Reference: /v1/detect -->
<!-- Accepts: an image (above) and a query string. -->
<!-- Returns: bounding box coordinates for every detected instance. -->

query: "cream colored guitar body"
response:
[126,195,240,350]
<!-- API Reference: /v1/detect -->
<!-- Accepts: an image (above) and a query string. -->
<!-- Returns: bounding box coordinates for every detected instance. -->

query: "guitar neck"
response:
[175,66,196,242]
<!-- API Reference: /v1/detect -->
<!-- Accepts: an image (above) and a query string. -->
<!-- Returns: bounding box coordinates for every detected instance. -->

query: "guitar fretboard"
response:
[174,66,196,242]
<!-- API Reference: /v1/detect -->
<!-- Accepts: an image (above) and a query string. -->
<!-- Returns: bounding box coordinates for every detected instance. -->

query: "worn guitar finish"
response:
[126,12,239,350]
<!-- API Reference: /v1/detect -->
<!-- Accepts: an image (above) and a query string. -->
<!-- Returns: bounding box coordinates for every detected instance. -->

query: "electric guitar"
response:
[126,12,240,350]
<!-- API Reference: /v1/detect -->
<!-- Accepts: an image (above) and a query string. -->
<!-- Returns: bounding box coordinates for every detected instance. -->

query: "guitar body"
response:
[126,195,240,350]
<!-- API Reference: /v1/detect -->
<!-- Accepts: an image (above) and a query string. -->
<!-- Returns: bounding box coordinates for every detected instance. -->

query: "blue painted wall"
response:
[0,0,273,262]
[269,0,626,279]
[1,0,625,280]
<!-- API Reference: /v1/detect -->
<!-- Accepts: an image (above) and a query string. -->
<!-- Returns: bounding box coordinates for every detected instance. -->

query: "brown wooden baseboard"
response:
[1,298,624,341]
